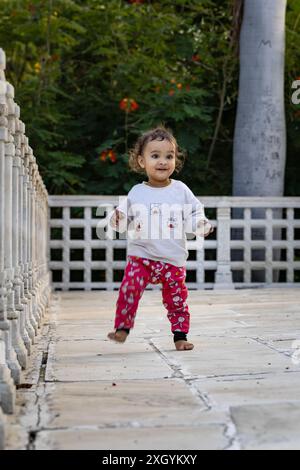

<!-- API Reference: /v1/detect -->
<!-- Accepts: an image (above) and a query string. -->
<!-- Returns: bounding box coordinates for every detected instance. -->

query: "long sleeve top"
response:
[108,178,210,267]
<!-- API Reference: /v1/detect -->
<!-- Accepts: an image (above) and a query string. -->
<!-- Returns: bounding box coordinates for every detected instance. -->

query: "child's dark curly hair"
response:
[128,125,186,175]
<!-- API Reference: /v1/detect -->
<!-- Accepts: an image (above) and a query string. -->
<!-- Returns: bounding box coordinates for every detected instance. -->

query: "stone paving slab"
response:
[5,288,300,450]
[46,339,174,382]
[34,425,228,450]
[193,372,300,408]
[151,335,298,378]
[230,402,300,450]
[39,380,227,430]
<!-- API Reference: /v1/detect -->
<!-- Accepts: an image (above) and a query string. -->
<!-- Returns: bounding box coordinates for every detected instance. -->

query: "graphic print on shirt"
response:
[150,203,181,239]
[167,215,179,229]
[150,203,162,216]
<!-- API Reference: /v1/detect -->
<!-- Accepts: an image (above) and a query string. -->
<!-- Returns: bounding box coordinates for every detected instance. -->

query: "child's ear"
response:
[137,154,145,168]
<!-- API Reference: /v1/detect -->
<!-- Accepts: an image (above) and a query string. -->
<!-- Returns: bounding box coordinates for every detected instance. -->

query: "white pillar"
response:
[23,148,37,339]
[4,82,21,383]
[11,102,28,368]
[19,132,34,350]
[0,48,17,411]
[214,204,234,290]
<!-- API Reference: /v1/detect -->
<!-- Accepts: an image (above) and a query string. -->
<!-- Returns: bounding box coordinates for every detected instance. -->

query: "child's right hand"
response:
[111,209,125,229]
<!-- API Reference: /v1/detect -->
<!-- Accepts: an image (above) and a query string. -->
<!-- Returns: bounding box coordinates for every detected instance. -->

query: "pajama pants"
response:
[114,255,190,334]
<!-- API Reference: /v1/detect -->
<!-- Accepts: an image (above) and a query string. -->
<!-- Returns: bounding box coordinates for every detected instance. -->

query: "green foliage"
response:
[0,0,298,195]
[285,0,300,196]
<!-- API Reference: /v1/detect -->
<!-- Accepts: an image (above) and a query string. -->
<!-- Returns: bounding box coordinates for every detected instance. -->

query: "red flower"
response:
[192,54,201,62]
[129,0,144,4]
[108,150,117,163]
[100,149,117,163]
[130,99,139,111]
[119,98,139,112]
[168,89,175,96]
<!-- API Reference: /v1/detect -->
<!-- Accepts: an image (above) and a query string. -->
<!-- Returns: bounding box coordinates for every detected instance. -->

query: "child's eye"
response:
[167,154,174,159]
[151,154,159,158]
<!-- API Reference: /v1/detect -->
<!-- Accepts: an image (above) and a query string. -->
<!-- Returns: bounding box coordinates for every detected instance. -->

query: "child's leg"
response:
[108,256,150,342]
[161,265,193,350]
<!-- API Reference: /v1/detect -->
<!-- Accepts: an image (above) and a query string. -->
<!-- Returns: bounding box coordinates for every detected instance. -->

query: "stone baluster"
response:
[42,183,51,310]
[22,141,36,344]
[39,178,51,314]
[0,48,16,414]
[18,121,31,353]
[11,101,28,369]
[4,82,22,383]
[34,174,41,323]
[214,203,234,289]
[26,147,38,336]
[29,156,39,329]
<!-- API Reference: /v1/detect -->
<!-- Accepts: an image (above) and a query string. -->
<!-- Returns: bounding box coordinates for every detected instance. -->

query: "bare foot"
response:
[107,330,128,343]
[175,340,194,351]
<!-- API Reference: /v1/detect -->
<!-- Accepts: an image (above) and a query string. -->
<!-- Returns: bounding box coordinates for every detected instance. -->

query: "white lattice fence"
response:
[48,195,300,291]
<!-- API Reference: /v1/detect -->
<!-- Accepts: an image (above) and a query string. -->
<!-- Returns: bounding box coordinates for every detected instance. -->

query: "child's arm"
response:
[108,196,129,233]
[109,208,127,232]
[183,187,214,238]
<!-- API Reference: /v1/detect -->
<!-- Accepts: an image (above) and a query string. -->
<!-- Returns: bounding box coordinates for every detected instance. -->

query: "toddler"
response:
[107,126,213,350]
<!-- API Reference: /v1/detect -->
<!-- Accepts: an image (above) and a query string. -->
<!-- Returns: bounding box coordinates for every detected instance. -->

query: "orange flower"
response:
[177,83,182,90]
[100,149,117,163]
[119,98,139,112]
[108,150,117,162]
[192,54,201,62]
[100,151,107,161]
[130,99,139,111]
[168,89,175,96]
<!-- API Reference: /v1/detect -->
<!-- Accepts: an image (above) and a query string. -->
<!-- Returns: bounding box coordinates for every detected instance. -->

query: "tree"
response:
[232,0,287,283]
[233,0,287,197]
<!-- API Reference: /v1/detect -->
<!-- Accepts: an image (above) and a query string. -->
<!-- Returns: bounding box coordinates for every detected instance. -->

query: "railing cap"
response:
[0,48,6,70]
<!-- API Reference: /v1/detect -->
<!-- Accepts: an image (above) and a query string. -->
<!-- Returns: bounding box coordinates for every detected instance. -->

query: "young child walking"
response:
[107,126,213,351]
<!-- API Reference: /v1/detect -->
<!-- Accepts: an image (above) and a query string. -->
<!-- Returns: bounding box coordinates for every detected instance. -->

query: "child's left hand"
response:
[204,221,214,237]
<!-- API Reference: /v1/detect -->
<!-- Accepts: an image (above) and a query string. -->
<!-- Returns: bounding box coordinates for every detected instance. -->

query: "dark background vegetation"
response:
[0,0,299,195]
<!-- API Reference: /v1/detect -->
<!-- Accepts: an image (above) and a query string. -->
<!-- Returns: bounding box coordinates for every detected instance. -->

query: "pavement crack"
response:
[148,339,209,410]
[222,417,241,450]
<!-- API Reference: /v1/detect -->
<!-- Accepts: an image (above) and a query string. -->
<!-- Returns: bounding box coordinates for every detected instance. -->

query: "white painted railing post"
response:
[11,101,28,369]
[214,203,234,289]
[4,82,21,384]
[0,48,16,420]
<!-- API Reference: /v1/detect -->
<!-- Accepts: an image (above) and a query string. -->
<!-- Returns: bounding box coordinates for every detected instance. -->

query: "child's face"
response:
[138,139,176,184]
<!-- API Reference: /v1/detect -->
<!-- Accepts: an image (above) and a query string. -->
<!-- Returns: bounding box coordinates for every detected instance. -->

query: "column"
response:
[214,204,234,290]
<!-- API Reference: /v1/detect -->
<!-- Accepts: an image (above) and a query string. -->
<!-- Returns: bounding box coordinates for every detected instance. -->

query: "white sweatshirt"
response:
[108,178,210,267]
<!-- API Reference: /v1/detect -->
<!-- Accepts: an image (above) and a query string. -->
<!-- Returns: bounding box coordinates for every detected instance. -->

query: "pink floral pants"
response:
[114,255,190,333]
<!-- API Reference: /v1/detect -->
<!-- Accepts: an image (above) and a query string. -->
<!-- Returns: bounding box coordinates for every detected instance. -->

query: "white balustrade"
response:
[0,48,51,449]
[48,196,300,291]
